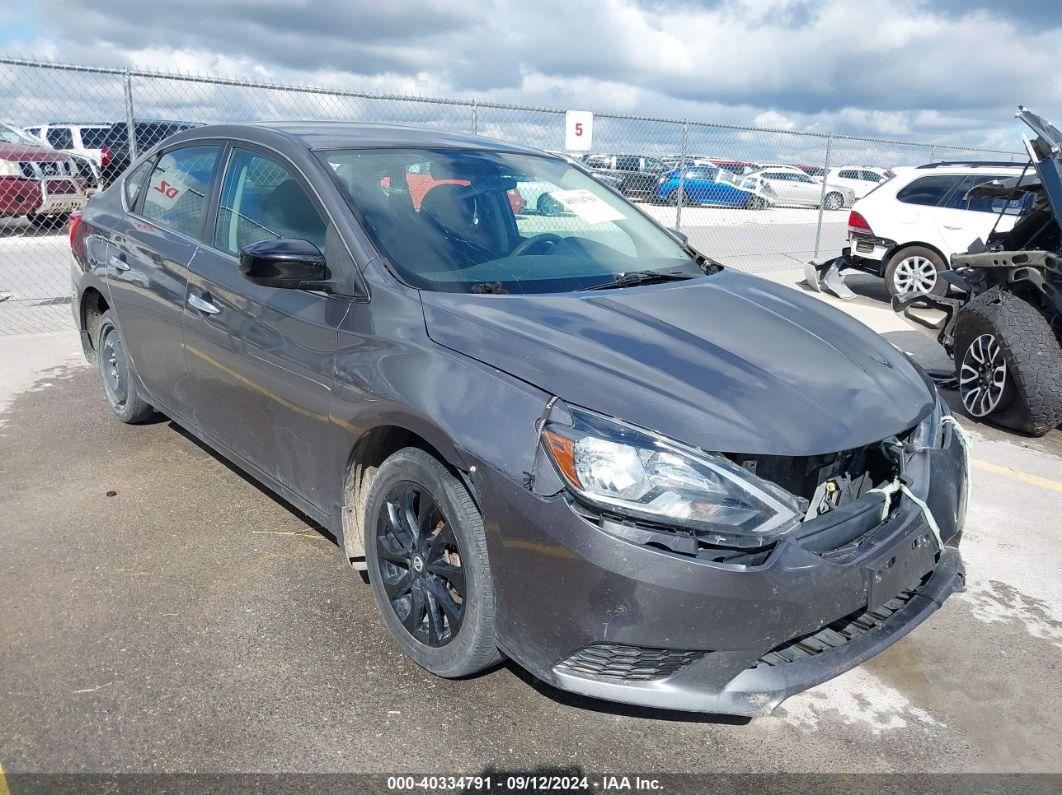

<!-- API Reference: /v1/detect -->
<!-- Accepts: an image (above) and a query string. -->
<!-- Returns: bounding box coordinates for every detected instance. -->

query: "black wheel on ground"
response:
[822,192,844,211]
[96,310,156,423]
[364,447,502,677]
[668,188,689,206]
[884,246,948,298]
[953,288,1062,436]
[744,194,766,210]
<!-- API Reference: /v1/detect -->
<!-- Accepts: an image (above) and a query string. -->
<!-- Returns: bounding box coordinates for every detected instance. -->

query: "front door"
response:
[182,145,350,511]
[106,144,222,419]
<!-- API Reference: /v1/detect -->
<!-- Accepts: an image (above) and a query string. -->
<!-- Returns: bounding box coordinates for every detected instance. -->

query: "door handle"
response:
[943,224,963,230]
[187,293,221,315]
[109,255,130,272]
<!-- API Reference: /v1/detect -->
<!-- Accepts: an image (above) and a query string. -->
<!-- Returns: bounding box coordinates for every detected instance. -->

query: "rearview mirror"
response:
[239,238,331,291]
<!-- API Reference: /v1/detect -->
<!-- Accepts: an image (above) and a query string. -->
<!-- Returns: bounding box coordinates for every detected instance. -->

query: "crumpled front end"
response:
[472,400,968,716]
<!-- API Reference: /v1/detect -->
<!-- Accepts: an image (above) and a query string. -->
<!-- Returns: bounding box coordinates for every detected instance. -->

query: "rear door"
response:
[106,143,222,420]
[183,144,350,509]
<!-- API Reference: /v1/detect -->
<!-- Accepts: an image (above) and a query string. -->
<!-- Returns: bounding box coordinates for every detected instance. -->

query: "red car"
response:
[1,123,88,226]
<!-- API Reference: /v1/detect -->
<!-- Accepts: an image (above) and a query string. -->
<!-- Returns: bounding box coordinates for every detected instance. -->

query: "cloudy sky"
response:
[3,0,1059,149]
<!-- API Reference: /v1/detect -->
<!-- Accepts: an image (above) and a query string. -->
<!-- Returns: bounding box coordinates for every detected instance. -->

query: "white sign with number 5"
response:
[565,110,593,152]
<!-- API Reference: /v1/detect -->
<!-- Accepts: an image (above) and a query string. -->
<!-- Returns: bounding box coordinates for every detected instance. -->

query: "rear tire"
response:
[822,192,844,211]
[953,289,1062,435]
[744,195,766,210]
[884,246,948,299]
[96,311,155,424]
[364,447,502,678]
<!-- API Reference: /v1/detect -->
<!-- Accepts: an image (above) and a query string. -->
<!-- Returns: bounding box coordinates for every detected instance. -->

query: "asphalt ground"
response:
[0,271,1059,785]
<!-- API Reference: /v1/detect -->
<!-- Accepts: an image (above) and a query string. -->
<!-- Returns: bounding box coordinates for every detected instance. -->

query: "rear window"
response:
[140,145,220,238]
[46,127,74,149]
[896,175,962,207]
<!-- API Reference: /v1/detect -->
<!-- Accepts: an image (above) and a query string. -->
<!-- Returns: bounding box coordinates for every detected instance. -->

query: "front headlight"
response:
[910,392,946,450]
[541,407,802,547]
[0,159,21,177]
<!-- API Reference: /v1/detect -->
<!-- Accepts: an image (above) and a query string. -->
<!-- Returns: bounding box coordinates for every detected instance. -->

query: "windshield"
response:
[0,125,44,146]
[321,148,700,294]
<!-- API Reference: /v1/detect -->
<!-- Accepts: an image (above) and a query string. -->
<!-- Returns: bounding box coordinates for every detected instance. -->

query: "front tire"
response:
[953,289,1062,435]
[884,246,948,298]
[668,188,689,206]
[744,195,766,210]
[364,447,502,677]
[96,310,155,424]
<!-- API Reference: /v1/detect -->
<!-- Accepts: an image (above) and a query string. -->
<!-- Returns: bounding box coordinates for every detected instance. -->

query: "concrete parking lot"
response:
[0,269,1059,778]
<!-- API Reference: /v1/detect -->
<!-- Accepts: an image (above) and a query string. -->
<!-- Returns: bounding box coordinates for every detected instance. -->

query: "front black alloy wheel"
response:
[376,481,465,647]
[364,447,502,677]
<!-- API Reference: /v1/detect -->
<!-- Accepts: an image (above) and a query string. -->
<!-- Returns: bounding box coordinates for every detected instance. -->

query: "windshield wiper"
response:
[584,270,697,291]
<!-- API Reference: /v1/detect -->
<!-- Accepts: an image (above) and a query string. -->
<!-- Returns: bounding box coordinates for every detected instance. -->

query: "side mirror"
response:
[239,238,331,291]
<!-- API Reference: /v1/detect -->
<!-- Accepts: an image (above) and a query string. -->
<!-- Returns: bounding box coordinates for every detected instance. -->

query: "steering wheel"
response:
[511,233,564,257]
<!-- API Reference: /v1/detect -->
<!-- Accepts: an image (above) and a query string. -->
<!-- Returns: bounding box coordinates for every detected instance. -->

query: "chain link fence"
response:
[0,55,1023,335]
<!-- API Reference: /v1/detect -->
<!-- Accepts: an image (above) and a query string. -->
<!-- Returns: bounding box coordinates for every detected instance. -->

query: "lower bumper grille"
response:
[755,588,918,668]
[555,643,705,682]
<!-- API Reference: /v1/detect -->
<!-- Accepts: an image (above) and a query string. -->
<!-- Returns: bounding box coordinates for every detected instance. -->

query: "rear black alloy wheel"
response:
[364,447,501,677]
[959,333,1008,417]
[376,481,465,647]
[96,310,155,423]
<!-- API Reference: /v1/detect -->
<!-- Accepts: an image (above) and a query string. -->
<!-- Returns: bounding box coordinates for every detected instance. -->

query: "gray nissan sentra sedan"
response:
[70,122,968,716]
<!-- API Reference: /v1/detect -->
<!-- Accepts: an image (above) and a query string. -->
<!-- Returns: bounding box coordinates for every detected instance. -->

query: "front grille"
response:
[754,588,918,668]
[18,160,71,179]
[555,643,705,682]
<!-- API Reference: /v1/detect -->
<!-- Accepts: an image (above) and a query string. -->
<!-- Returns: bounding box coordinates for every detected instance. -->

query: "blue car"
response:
[655,165,769,209]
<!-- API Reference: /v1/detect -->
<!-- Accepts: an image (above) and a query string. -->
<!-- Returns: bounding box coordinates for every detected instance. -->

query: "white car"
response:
[745,166,855,209]
[23,122,112,169]
[843,161,1030,297]
[825,166,892,199]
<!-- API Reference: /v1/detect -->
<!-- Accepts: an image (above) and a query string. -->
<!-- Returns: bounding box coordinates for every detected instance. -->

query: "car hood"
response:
[421,269,933,456]
[0,143,68,162]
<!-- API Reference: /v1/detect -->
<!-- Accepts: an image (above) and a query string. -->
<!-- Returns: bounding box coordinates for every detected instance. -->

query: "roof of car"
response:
[164,121,548,156]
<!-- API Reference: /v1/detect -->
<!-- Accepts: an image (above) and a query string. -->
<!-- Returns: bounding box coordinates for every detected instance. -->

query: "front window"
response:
[321,148,700,294]
[0,125,43,146]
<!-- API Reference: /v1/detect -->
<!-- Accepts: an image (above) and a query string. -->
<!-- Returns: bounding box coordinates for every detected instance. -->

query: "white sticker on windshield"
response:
[549,189,626,224]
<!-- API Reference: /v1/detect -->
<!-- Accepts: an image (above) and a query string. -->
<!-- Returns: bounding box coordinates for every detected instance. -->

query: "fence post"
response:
[123,68,137,160]
[470,100,478,135]
[812,134,833,261]
[675,121,688,231]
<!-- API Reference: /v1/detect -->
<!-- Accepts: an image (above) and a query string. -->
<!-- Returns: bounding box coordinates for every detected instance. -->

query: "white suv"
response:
[844,161,1029,297]
[23,123,112,169]
[825,166,892,199]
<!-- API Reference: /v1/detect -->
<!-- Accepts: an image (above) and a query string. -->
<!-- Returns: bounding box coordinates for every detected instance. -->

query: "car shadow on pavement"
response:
[505,662,752,725]
[167,419,340,548]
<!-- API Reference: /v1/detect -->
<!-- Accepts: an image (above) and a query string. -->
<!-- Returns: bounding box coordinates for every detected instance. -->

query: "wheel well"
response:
[80,288,109,362]
[884,242,948,272]
[340,425,453,565]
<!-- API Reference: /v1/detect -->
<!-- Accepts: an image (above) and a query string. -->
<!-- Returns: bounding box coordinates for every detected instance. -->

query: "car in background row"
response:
[24,122,112,170]
[581,153,669,200]
[708,159,760,176]
[746,166,855,209]
[0,122,88,226]
[14,123,101,197]
[842,161,1029,297]
[826,167,893,199]
[99,120,200,185]
[654,164,776,209]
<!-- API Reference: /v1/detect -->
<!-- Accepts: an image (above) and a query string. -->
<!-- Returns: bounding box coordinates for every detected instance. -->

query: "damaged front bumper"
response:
[473,421,968,716]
